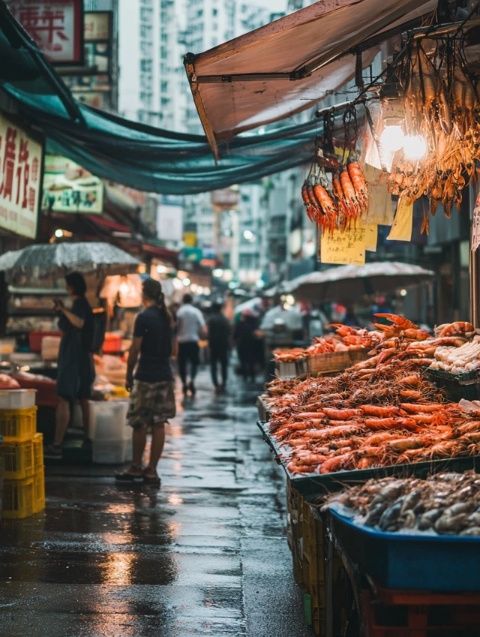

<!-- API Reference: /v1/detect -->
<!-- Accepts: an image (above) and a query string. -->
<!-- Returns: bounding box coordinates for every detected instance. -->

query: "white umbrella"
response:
[0,242,139,284]
[285,261,434,302]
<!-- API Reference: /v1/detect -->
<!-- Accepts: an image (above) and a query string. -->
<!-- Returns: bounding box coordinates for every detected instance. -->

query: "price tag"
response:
[364,224,378,252]
[364,164,393,226]
[320,226,366,265]
[387,197,413,241]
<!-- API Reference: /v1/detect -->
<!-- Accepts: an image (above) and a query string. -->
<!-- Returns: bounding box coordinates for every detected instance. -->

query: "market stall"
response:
[0,242,139,464]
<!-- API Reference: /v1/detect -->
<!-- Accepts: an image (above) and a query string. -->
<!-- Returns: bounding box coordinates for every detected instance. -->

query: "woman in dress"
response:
[116,278,175,486]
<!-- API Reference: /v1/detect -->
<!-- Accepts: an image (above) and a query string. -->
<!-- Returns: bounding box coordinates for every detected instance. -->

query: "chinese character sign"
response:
[42,155,103,214]
[0,112,43,239]
[10,0,83,64]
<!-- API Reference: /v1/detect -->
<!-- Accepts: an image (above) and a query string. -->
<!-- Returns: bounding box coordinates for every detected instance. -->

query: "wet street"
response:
[0,370,312,637]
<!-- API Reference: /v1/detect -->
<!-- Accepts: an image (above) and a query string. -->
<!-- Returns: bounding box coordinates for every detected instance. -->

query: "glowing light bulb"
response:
[379,125,404,154]
[403,134,427,162]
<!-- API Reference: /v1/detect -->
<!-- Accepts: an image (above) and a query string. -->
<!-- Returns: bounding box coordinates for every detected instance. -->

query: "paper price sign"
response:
[319,226,366,265]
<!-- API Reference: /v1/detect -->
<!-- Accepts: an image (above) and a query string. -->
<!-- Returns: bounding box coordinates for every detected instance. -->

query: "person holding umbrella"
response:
[45,272,95,458]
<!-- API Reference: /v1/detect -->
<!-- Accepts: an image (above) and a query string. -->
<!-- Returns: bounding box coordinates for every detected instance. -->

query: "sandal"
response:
[143,468,161,487]
[115,465,144,483]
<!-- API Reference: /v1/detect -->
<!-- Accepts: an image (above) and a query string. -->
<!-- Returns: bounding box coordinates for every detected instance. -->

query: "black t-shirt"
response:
[207,313,231,350]
[134,306,173,382]
[58,297,94,352]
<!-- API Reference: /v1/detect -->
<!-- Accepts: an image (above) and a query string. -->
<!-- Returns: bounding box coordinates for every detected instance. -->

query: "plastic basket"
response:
[0,439,35,479]
[33,433,44,471]
[0,389,36,410]
[329,508,480,592]
[2,476,35,519]
[0,407,37,442]
[33,469,45,514]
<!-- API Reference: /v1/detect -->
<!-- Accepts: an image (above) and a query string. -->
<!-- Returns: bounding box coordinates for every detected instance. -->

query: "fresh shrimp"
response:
[307,424,363,440]
[426,440,461,458]
[363,417,401,430]
[399,390,424,401]
[438,321,474,336]
[402,328,429,340]
[319,452,353,474]
[360,405,400,417]
[386,437,426,451]
[400,403,446,413]
[397,374,421,387]
[374,313,417,330]
[323,407,361,420]
[457,421,480,435]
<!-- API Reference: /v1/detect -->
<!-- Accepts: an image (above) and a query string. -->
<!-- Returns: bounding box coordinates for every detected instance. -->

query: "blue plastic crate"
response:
[329,507,480,592]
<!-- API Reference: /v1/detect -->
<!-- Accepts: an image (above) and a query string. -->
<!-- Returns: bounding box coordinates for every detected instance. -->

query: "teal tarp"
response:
[0,3,319,195]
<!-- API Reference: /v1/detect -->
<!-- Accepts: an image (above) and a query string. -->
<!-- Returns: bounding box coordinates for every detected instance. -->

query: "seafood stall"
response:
[258,315,480,635]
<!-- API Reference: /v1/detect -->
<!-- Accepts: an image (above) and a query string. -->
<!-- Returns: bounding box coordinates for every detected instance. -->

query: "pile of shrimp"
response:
[263,314,480,476]
[272,326,377,364]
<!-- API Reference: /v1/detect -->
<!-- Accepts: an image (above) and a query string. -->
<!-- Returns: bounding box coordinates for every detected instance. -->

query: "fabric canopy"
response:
[285,261,434,302]
[185,0,437,155]
[0,2,321,195]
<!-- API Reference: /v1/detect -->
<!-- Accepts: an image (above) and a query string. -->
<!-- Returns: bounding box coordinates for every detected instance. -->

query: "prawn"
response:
[323,407,361,420]
[400,403,446,413]
[319,452,353,474]
[438,321,474,336]
[360,405,400,417]
[374,313,417,330]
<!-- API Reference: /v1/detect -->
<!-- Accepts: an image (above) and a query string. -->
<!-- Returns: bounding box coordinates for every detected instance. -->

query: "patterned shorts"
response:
[127,380,176,429]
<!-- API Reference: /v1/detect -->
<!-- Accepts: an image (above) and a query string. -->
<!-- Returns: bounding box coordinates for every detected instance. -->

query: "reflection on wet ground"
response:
[0,370,312,637]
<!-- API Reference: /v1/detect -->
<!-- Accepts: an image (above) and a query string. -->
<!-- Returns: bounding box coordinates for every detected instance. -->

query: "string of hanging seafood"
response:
[301,107,368,233]
[385,30,480,219]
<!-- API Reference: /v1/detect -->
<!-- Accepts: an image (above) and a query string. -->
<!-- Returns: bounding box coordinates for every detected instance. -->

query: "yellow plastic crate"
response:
[0,439,35,479]
[33,433,44,471]
[2,476,35,519]
[0,407,36,443]
[33,469,45,514]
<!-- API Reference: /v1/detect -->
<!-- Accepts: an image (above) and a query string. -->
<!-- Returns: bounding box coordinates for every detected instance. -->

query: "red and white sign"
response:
[10,0,83,64]
[0,113,43,239]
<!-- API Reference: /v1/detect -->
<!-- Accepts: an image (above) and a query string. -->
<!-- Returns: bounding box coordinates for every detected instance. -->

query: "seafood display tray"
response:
[425,367,480,384]
[328,507,480,592]
[257,421,480,499]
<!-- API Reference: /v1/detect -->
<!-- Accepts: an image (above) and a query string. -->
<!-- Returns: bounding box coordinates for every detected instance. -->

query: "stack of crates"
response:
[0,402,45,519]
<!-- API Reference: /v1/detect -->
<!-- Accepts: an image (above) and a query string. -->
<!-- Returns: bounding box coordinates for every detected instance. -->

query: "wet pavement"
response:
[0,369,312,637]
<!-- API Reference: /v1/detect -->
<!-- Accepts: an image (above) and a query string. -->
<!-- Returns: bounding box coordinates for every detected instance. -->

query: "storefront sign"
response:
[0,112,42,238]
[157,205,183,242]
[471,191,480,252]
[63,11,114,110]
[10,0,83,64]
[319,226,366,265]
[42,154,103,214]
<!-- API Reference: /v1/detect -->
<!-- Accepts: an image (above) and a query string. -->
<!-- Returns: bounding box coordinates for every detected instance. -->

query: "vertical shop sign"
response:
[471,191,480,253]
[9,0,83,64]
[0,113,43,238]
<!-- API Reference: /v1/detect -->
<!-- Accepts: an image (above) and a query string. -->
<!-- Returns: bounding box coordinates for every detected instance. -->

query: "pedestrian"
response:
[116,278,175,486]
[233,309,258,382]
[176,293,206,396]
[45,272,95,459]
[207,301,231,392]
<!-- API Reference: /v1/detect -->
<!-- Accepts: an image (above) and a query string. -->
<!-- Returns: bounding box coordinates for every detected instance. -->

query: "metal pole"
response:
[470,184,480,327]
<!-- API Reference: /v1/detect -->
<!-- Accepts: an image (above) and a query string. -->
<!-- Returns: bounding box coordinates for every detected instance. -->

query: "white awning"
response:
[185,0,436,157]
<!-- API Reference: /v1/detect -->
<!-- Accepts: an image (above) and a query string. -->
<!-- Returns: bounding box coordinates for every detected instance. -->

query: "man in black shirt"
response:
[207,302,231,392]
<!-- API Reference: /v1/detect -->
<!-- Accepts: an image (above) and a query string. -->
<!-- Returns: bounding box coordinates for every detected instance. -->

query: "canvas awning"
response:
[185,0,437,156]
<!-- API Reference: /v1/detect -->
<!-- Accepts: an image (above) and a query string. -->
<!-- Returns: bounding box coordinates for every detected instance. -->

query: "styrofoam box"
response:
[0,389,36,410]
[89,400,130,441]
[92,438,132,464]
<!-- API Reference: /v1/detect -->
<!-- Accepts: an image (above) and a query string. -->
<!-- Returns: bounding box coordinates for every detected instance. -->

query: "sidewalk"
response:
[0,368,312,637]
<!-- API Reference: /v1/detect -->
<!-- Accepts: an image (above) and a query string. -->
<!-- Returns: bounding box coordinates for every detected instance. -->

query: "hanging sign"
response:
[364,164,393,226]
[364,224,378,252]
[0,112,43,239]
[42,154,103,214]
[319,226,366,265]
[387,197,413,242]
[10,0,83,65]
[471,191,480,252]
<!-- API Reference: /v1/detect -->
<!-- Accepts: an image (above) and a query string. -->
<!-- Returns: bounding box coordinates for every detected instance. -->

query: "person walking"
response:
[207,302,231,392]
[116,279,175,486]
[176,293,206,396]
[233,309,259,382]
[45,272,95,459]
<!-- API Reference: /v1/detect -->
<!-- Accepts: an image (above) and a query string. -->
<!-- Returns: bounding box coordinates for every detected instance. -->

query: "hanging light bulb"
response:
[379,125,405,155]
[403,134,427,162]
